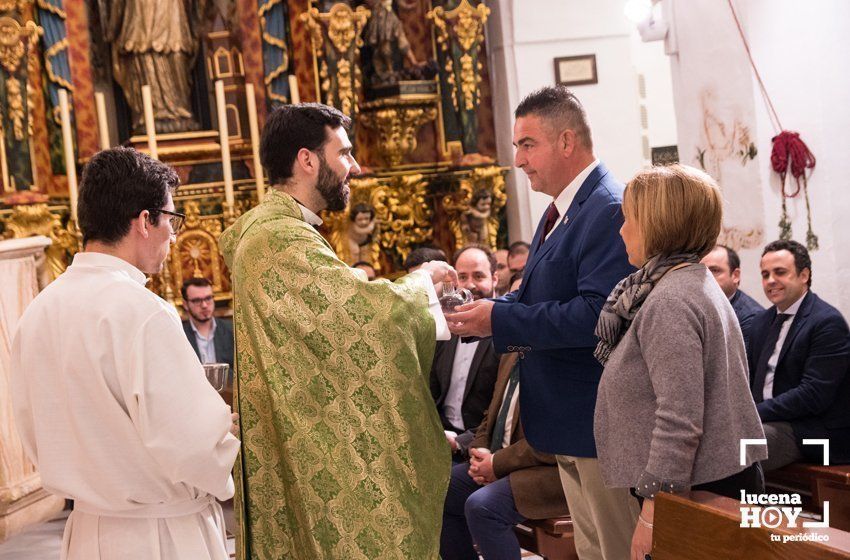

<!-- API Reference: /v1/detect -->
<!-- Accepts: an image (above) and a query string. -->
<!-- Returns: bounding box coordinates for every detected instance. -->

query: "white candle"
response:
[58,89,79,222]
[141,85,158,159]
[94,92,110,150]
[288,74,300,105]
[0,133,9,193]
[214,80,235,209]
[245,83,265,202]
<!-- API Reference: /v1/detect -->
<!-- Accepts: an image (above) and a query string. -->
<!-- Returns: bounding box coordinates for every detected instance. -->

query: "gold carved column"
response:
[301,3,370,118]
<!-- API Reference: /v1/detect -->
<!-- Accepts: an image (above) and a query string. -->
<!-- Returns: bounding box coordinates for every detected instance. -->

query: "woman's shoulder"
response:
[643,264,726,314]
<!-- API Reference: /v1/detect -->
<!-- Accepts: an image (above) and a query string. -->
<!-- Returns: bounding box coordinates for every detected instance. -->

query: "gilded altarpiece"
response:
[1,0,508,305]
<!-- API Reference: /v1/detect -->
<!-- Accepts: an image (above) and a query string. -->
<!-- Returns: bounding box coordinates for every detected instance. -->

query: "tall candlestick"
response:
[141,85,158,159]
[214,80,235,210]
[288,74,300,105]
[245,83,265,202]
[95,91,110,150]
[58,88,78,222]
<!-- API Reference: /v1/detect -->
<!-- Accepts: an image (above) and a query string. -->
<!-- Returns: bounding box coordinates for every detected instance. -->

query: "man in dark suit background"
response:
[181,277,234,371]
[441,274,568,560]
[749,240,850,470]
[431,245,501,463]
[702,244,764,346]
[448,86,638,560]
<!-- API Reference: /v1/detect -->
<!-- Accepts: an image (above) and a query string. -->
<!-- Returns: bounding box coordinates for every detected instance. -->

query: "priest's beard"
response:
[316,154,350,212]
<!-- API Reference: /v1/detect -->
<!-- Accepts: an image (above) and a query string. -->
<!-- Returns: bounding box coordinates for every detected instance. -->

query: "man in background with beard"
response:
[220,103,458,560]
[430,245,501,464]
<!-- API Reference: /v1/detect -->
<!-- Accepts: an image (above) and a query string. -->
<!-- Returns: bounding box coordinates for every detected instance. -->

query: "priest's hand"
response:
[230,413,240,437]
[468,447,496,485]
[447,299,494,338]
[418,260,458,287]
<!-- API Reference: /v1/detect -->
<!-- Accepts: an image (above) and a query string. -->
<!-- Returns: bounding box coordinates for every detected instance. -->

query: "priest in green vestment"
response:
[220,103,455,560]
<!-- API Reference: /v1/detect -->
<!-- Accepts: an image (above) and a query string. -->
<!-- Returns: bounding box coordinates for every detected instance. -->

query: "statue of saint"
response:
[460,188,492,245]
[363,0,419,88]
[346,203,377,264]
[101,0,206,134]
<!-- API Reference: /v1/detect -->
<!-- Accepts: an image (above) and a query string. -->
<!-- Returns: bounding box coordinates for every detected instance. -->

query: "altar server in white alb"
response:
[10,147,240,560]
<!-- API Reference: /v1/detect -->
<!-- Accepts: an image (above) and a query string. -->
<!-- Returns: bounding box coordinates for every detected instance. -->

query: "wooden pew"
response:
[652,491,850,559]
[767,464,850,531]
[514,517,579,560]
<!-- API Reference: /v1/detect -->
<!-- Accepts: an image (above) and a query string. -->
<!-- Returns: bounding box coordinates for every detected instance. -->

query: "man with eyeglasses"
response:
[10,147,239,560]
[181,277,234,371]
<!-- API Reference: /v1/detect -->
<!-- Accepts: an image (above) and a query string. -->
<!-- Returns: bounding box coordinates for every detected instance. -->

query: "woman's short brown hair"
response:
[623,164,723,259]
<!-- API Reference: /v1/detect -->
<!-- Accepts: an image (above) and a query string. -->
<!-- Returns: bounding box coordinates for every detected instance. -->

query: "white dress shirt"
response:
[189,317,218,363]
[443,339,480,430]
[500,382,520,449]
[763,293,807,400]
[544,159,599,242]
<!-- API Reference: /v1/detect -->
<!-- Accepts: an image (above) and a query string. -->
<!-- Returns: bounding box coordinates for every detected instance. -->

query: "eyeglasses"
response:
[149,209,186,234]
[187,295,214,305]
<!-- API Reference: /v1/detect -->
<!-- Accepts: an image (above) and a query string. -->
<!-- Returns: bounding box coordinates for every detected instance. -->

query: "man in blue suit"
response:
[749,240,850,471]
[448,87,637,560]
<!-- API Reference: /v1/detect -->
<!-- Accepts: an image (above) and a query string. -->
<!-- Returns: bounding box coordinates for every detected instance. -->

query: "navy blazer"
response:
[182,317,235,370]
[491,163,634,457]
[747,291,850,463]
[730,289,764,349]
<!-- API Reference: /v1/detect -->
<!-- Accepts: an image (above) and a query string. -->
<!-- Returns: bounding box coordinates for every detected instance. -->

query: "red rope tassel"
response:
[771,131,816,198]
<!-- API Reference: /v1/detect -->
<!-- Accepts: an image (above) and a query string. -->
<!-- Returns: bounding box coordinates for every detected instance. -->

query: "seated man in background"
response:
[181,277,234,370]
[431,245,501,462]
[749,239,850,470]
[441,274,568,560]
[405,245,448,272]
[506,241,530,277]
[352,260,377,280]
[702,244,764,346]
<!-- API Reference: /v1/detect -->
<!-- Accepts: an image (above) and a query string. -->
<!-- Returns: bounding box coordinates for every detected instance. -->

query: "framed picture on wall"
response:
[553,55,598,86]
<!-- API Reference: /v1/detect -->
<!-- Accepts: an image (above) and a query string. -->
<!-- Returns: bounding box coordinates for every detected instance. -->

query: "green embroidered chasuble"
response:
[219,191,450,560]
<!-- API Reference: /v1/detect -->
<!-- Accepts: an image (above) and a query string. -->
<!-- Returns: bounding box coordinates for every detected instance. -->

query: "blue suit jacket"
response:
[747,291,850,463]
[491,163,634,457]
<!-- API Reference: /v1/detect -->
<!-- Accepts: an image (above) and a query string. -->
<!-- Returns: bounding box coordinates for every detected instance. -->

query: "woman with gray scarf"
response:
[592,165,766,560]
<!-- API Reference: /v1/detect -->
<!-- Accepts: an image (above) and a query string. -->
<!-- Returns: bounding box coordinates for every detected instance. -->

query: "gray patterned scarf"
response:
[594,252,701,365]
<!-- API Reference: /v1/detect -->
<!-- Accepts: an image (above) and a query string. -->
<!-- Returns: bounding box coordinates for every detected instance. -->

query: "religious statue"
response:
[362,0,419,88]
[459,188,492,245]
[345,202,377,264]
[99,0,207,134]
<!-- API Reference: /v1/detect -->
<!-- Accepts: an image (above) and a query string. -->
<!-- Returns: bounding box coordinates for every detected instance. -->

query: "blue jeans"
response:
[441,462,526,560]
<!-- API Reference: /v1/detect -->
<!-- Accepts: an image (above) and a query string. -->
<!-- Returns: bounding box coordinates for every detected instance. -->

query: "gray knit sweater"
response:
[594,264,767,497]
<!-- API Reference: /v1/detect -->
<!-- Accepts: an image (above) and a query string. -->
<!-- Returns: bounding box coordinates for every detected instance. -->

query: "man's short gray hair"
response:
[515,86,593,150]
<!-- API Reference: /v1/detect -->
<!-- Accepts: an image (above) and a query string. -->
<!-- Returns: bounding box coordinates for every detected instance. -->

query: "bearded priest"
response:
[220,103,456,560]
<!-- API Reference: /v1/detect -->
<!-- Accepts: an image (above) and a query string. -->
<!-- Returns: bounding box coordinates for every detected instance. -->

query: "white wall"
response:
[487,0,676,242]
[745,0,850,317]
[665,0,850,317]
